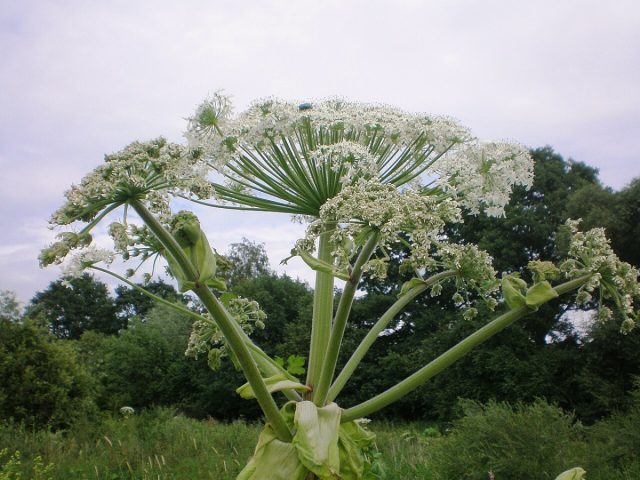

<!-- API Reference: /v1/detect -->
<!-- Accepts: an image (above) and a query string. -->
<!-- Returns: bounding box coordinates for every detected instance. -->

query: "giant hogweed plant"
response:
[42,94,639,479]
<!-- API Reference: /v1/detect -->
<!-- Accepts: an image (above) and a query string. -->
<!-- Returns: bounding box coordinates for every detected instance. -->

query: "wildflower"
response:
[560,219,639,332]
[60,246,114,278]
[119,406,135,416]
[50,138,212,227]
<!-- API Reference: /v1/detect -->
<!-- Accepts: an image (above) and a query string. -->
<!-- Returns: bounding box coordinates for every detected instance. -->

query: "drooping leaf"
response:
[554,467,586,480]
[525,281,559,308]
[337,421,377,480]
[501,275,527,310]
[236,424,307,480]
[236,374,310,399]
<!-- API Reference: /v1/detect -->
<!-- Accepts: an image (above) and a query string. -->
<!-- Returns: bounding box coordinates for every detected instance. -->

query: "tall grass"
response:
[1,401,639,479]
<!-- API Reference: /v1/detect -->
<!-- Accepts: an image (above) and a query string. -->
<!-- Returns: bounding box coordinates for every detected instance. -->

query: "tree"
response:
[222,237,271,288]
[0,290,21,321]
[27,274,121,339]
[0,319,96,428]
[610,177,640,267]
[114,279,188,321]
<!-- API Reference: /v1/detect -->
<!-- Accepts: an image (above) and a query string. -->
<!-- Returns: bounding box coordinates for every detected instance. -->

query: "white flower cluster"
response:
[436,141,534,217]
[297,179,461,279]
[50,138,212,227]
[186,94,532,217]
[187,95,471,164]
[561,219,639,333]
[60,246,115,278]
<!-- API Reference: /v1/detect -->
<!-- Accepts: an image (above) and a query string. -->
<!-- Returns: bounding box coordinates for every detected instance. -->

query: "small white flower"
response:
[61,246,114,278]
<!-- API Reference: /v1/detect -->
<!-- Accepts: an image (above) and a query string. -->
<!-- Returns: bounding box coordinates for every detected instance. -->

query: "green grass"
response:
[2,403,639,479]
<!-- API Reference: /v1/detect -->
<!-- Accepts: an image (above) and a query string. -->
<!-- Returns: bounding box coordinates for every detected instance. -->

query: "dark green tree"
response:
[27,274,120,339]
[0,319,97,428]
[114,279,188,321]
[610,177,640,267]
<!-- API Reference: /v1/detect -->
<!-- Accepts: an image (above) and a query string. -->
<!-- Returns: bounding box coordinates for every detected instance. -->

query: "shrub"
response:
[424,399,586,480]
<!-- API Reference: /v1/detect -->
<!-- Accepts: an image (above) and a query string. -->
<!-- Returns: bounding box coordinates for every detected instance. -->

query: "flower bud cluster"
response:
[437,243,499,298]
[560,219,639,332]
[39,232,92,267]
[185,296,267,370]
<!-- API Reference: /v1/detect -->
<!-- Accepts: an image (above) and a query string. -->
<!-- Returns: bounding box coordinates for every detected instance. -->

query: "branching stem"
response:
[341,274,593,421]
[327,270,456,402]
[314,232,380,405]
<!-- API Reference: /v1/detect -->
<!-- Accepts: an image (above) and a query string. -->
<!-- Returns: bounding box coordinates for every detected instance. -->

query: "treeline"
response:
[1,146,639,430]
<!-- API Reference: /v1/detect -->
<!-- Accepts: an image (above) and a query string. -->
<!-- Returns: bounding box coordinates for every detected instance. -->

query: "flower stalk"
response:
[313,232,380,406]
[305,226,336,399]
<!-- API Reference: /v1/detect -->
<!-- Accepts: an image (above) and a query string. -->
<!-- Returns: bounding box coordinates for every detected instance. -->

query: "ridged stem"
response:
[313,232,380,406]
[306,227,335,397]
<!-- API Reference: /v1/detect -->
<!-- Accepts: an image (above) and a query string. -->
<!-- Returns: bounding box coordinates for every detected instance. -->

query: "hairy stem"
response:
[314,232,379,406]
[327,270,456,402]
[306,226,335,398]
[341,274,593,422]
[130,199,292,441]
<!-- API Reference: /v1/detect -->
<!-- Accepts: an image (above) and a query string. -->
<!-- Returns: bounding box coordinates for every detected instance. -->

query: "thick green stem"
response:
[313,232,379,406]
[327,270,456,403]
[341,274,593,422]
[306,227,335,397]
[130,199,292,441]
[90,265,301,402]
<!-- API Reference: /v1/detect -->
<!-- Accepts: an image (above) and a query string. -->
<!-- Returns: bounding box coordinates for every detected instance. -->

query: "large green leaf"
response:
[337,421,377,480]
[236,423,307,480]
[292,401,341,478]
[554,467,586,480]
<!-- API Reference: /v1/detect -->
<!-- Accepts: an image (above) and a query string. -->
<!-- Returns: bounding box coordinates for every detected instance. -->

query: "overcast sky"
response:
[1,0,639,305]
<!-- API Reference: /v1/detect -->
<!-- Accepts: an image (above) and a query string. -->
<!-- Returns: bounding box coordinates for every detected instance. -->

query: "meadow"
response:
[2,398,639,480]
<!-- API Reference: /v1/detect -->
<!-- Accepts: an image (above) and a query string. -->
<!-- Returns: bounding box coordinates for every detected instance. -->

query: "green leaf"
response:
[337,421,377,480]
[286,354,306,376]
[501,275,527,310]
[398,278,426,298]
[525,281,559,308]
[292,401,341,478]
[205,278,227,290]
[236,374,310,399]
[554,467,586,480]
[236,424,307,480]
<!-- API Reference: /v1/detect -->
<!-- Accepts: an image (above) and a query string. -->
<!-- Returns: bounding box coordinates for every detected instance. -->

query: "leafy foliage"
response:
[27,274,121,339]
[0,319,96,429]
